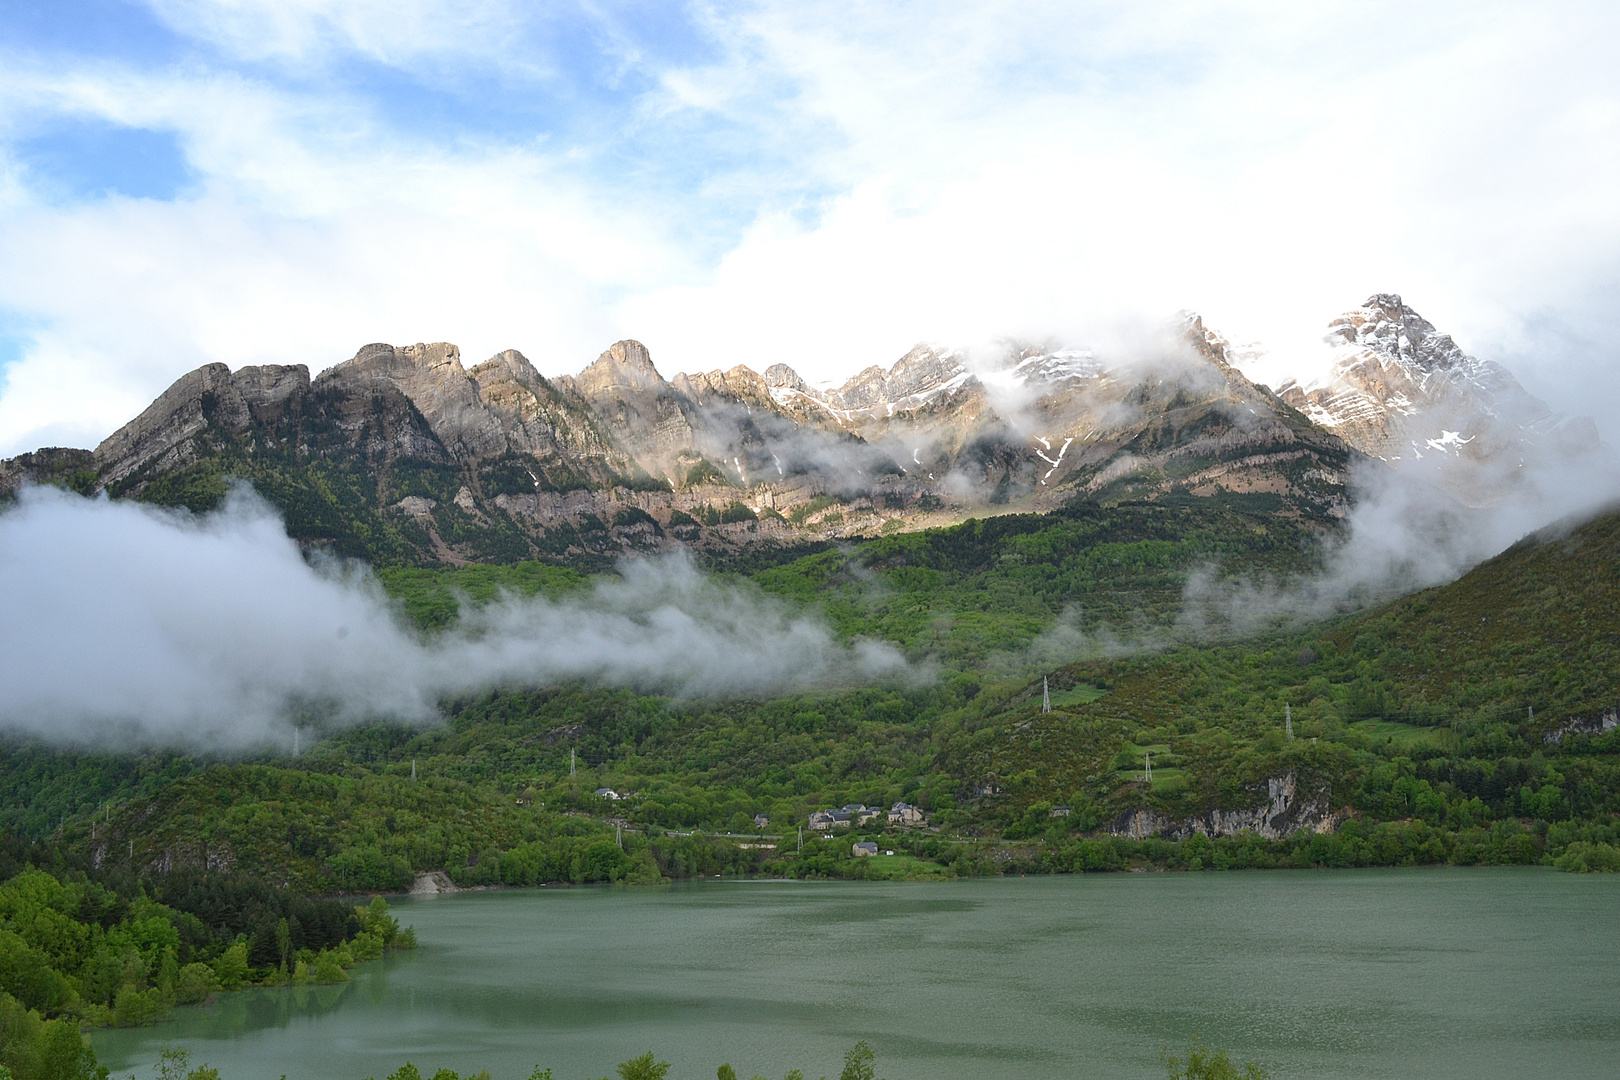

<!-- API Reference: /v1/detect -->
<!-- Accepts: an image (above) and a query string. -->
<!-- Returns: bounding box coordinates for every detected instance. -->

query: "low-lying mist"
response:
[1180,437,1620,636]
[0,486,910,751]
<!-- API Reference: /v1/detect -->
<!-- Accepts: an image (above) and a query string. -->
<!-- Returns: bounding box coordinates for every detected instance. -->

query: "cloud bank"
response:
[0,485,908,750]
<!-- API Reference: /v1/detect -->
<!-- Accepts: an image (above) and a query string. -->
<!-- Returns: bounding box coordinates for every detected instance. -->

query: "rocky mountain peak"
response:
[400,342,463,370]
[670,365,778,411]
[470,349,545,396]
[572,340,666,399]
[1326,294,1474,376]
[319,342,499,458]
[778,344,974,416]
[92,362,315,488]
[762,363,810,394]
[881,344,970,401]
[1275,294,1599,492]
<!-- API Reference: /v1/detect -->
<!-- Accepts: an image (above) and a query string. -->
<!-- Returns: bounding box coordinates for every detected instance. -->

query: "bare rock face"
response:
[564,340,698,474]
[1109,773,1339,841]
[569,339,665,399]
[395,496,437,517]
[671,365,780,412]
[840,344,971,410]
[765,344,976,419]
[464,348,624,464]
[319,343,508,460]
[95,363,313,489]
[234,364,310,421]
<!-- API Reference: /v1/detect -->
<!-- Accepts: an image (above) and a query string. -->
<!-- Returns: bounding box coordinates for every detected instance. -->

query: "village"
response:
[807,801,930,857]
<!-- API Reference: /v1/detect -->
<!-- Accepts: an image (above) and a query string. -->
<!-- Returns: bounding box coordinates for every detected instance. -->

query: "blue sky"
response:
[1,1,1618,453]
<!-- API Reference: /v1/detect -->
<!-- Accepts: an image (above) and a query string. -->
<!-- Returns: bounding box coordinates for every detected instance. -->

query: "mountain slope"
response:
[948,502,1620,836]
[14,293,1595,567]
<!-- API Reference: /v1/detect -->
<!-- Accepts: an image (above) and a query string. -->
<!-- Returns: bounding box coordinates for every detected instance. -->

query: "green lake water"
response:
[94,868,1620,1080]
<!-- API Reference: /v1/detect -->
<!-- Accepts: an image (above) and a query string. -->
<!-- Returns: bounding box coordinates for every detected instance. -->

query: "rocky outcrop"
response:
[321,343,506,460]
[410,871,459,894]
[1109,773,1339,841]
[760,345,979,427]
[1542,709,1620,746]
[470,349,624,461]
[0,446,95,498]
[671,364,781,412]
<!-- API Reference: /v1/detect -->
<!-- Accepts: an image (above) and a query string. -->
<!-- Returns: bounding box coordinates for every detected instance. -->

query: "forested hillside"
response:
[0,830,414,1078]
[4,501,1617,892]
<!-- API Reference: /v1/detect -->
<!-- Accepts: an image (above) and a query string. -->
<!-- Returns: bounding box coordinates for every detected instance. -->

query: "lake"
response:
[94,868,1620,1080]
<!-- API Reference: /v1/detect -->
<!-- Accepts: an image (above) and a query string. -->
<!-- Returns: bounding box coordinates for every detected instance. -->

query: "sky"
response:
[1,0,1618,456]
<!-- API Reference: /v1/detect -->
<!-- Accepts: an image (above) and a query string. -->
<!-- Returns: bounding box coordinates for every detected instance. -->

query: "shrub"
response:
[212,942,249,990]
[175,962,218,1005]
[1162,1038,1267,1080]
[616,1052,670,1080]
[1554,841,1620,873]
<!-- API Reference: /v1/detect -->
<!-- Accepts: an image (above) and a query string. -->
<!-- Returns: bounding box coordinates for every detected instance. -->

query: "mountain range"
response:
[1,294,1598,565]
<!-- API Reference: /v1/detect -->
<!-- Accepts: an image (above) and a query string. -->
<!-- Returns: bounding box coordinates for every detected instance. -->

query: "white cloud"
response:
[0,61,686,452]
[0,485,910,749]
[630,1,1620,399]
[141,0,531,69]
[2,1,1619,455]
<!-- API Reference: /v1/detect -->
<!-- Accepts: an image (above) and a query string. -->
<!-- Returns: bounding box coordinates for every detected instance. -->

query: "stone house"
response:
[887,802,925,826]
[809,809,853,831]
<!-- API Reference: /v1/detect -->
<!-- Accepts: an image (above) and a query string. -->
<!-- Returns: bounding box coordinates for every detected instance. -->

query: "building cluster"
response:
[808,802,926,831]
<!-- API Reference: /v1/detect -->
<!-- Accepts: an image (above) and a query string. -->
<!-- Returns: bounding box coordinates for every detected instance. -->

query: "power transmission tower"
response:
[1144,751,1152,784]
[1042,677,1051,714]
[1285,703,1294,740]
